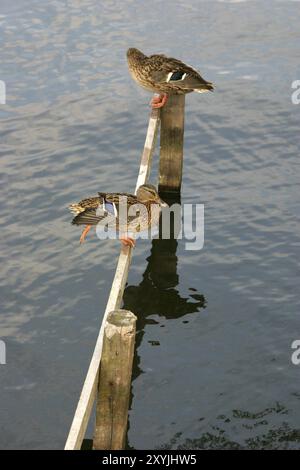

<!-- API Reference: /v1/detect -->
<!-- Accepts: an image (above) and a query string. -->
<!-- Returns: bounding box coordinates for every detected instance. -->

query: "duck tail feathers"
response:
[194,81,214,93]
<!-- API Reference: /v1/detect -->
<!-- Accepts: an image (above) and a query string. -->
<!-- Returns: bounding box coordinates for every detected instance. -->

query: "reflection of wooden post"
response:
[93,310,137,450]
[159,95,185,193]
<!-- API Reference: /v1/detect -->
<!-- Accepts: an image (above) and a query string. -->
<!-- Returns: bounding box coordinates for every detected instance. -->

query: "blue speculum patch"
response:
[170,71,185,81]
[104,200,116,216]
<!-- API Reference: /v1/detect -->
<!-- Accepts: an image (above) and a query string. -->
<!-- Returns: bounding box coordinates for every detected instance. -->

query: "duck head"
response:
[136,184,167,207]
[127,48,146,63]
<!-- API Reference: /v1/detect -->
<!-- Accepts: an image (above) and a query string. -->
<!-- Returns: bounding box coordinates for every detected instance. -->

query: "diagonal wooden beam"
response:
[64,108,160,450]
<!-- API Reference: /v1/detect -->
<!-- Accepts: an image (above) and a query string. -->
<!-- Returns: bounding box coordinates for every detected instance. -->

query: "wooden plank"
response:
[64,250,131,450]
[93,310,137,450]
[159,94,185,193]
[64,108,160,450]
[135,108,160,192]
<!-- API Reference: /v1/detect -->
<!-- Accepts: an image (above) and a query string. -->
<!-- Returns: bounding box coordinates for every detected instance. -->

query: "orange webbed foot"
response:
[150,94,168,109]
[120,236,136,248]
[79,225,92,244]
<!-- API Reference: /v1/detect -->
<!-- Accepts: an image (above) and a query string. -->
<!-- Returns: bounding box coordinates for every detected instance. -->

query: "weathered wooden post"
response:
[93,309,137,450]
[159,94,185,193]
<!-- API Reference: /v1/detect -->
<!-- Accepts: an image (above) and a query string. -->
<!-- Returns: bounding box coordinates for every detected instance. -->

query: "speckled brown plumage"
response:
[69,184,166,243]
[127,48,214,96]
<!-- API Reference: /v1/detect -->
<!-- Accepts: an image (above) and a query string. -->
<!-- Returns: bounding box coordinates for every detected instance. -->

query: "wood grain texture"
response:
[93,310,137,450]
[159,94,185,193]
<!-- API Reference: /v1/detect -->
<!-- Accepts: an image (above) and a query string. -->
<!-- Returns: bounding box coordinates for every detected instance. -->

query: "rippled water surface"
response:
[1,0,300,449]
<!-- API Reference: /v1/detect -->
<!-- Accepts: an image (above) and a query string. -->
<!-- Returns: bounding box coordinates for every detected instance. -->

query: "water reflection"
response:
[123,194,206,379]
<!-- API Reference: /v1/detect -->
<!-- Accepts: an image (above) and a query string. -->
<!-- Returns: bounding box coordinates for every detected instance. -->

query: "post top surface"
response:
[107,309,137,326]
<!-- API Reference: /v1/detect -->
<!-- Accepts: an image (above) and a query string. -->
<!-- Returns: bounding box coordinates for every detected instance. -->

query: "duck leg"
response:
[120,236,136,248]
[151,93,168,109]
[79,225,92,244]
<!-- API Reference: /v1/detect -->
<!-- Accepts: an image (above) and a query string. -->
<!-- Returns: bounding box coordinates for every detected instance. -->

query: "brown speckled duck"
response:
[69,184,166,247]
[127,48,214,108]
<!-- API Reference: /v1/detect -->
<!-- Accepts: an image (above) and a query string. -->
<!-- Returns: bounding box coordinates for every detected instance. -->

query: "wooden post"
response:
[93,310,137,450]
[159,94,185,193]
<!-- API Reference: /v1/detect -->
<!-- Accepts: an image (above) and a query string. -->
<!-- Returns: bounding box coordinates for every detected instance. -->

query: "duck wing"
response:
[71,192,139,226]
[69,196,102,216]
[148,54,214,93]
[71,208,103,226]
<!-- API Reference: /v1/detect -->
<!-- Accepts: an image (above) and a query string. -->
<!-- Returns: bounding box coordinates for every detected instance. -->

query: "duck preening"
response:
[127,48,214,108]
[69,184,166,247]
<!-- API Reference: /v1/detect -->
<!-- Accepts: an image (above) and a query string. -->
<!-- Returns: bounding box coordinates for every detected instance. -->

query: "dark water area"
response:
[0,0,300,449]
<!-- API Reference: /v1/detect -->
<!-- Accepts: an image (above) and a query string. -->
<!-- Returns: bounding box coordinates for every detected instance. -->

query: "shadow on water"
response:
[123,237,206,376]
[123,193,206,377]
[123,194,206,449]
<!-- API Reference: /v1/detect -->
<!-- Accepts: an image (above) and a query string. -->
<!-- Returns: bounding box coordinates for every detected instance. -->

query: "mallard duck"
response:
[127,48,214,108]
[69,184,166,247]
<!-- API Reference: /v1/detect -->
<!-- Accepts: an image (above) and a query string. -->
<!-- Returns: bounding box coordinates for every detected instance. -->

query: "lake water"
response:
[1,0,300,449]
